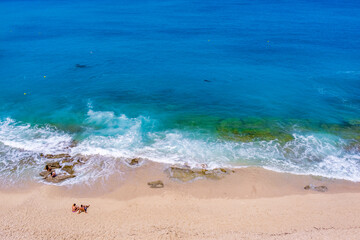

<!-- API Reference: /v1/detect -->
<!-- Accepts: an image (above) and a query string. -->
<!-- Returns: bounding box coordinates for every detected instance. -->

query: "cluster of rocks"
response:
[145,164,234,188]
[37,151,237,186]
[39,153,86,183]
[166,165,234,182]
[304,184,328,192]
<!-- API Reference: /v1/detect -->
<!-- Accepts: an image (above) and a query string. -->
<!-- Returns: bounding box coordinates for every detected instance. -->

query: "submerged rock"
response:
[319,122,360,140]
[166,166,232,182]
[348,119,360,126]
[75,64,87,68]
[304,184,328,192]
[148,180,164,188]
[175,115,222,129]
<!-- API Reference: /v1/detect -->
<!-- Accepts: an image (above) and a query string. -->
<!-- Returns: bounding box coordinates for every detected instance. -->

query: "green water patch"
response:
[174,114,223,131]
[174,115,294,143]
[321,119,360,152]
[320,123,360,140]
[289,118,360,140]
[174,114,360,146]
[216,118,294,144]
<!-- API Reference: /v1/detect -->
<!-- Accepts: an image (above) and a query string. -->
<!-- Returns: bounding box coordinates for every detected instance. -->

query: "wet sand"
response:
[1,163,360,239]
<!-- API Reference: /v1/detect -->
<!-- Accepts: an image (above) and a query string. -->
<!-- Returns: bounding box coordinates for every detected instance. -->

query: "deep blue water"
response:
[0,0,360,184]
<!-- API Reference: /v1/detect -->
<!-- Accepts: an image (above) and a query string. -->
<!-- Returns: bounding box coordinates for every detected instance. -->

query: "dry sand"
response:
[1,163,360,240]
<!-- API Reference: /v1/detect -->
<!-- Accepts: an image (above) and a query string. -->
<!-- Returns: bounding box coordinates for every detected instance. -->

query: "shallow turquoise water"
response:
[0,0,360,184]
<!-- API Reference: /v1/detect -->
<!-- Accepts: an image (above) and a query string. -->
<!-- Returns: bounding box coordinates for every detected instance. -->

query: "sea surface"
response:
[1,0,360,185]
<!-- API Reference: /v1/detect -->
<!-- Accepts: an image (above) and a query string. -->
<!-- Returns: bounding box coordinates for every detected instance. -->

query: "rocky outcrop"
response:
[44,173,76,183]
[40,153,71,159]
[62,165,75,174]
[166,166,233,182]
[148,180,164,188]
[39,153,87,183]
[39,170,51,178]
[126,157,143,166]
[45,161,61,169]
[304,184,328,192]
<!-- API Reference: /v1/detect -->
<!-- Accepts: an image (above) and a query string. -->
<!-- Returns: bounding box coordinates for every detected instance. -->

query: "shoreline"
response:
[3,160,360,198]
[1,163,360,239]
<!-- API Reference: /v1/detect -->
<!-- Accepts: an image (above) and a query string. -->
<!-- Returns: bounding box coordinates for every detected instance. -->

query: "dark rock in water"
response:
[45,161,61,169]
[304,184,328,192]
[167,166,232,182]
[204,79,211,82]
[39,170,50,177]
[62,165,74,174]
[148,180,164,188]
[44,173,75,183]
[75,64,87,68]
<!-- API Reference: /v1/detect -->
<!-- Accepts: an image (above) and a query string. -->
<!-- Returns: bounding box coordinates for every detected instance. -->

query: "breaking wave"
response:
[0,110,360,186]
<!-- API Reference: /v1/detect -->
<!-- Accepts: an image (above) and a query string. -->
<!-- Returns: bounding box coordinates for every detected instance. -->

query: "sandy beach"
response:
[1,163,360,240]
[1,0,360,239]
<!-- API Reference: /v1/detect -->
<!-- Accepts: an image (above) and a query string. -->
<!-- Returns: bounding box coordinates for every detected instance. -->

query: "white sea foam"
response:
[0,118,74,185]
[0,118,73,154]
[1,113,360,185]
[263,134,360,181]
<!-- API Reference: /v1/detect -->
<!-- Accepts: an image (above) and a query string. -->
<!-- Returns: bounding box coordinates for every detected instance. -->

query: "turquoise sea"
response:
[1,0,360,185]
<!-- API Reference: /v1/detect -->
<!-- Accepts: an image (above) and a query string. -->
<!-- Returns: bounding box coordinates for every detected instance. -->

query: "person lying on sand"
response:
[72,203,79,213]
[78,204,90,214]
